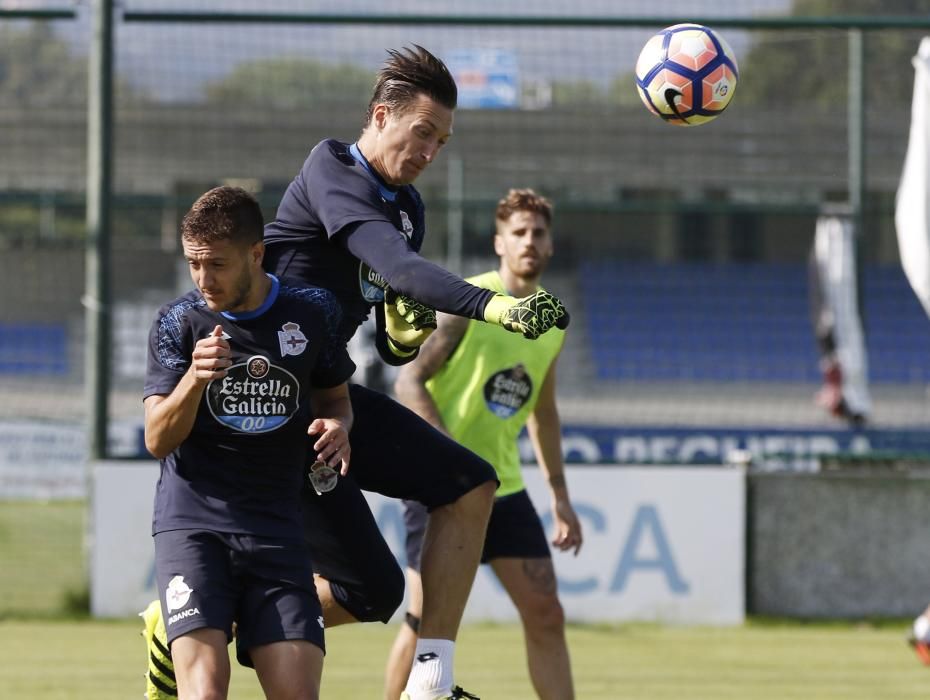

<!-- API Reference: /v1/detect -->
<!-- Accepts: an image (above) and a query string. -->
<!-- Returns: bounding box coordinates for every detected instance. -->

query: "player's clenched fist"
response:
[190,324,232,381]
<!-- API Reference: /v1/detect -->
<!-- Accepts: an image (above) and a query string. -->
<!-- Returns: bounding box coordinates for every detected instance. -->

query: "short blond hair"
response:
[495,188,553,228]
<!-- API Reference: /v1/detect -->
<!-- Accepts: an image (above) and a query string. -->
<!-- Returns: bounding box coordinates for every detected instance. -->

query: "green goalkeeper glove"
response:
[483,290,570,340]
[383,288,437,358]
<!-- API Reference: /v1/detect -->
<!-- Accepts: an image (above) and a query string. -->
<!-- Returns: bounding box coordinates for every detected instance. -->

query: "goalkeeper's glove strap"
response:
[482,293,514,326]
[386,335,418,358]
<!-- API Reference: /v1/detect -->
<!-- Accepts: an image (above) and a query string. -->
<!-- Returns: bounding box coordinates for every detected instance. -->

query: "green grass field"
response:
[0,501,86,618]
[2,503,928,697]
[0,617,927,699]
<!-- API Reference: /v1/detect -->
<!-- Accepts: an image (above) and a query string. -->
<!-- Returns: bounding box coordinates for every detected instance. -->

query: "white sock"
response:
[915,614,930,642]
[404,638,455,700]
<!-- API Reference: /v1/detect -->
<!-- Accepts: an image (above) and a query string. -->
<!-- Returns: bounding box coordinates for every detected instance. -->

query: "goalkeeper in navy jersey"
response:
[262,46,568,700]
[142,186,354,700]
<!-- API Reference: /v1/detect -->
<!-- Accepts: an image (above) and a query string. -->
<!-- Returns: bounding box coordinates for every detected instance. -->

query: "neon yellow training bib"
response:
[426,271,565,496]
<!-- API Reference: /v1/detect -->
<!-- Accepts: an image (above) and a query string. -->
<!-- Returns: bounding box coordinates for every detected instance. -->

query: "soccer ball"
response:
[634,23,738,126]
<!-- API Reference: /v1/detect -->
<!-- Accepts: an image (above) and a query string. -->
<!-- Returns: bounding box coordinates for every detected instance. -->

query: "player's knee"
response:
[432,480,495,531]
[457,471,497,506]
[474,456,499,490]
[359,560,405,623]
[372,560,406,621]
[458,452,498,497]
[521,594,566,635]
[466,478,497,512]
[327,554,403,624]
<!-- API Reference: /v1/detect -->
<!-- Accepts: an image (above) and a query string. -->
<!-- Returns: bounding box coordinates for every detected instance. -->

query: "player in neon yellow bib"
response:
[423,267,564,499]
[386,189,583,700]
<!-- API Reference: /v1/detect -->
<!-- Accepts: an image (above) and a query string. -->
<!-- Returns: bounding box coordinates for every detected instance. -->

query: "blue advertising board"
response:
[445,48,519,109]
[520,424,930,471]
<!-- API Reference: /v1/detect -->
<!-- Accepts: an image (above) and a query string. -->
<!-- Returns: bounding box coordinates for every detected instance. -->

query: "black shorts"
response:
[404,488,551,573]
[153,529,324,666]
[299,383,498,622]
[342,384,496,504]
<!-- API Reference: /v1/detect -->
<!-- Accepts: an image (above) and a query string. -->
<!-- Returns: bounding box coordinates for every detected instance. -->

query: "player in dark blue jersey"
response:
[142,186,354,700]
[261,46,569,700]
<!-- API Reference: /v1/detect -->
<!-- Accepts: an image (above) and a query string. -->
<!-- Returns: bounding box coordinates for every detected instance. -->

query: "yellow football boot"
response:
[140,599,177,698]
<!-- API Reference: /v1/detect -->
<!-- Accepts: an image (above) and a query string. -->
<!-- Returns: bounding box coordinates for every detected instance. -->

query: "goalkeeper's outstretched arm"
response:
[343,221,570,338]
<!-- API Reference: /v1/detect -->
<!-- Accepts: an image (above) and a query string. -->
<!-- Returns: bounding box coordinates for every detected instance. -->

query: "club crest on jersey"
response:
[278,321,308,357]
[483,364,533,418]
[399,210,414,240]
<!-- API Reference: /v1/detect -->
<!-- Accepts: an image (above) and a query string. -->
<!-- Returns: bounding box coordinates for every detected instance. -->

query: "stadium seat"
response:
[0,323,68,375]
[580,261,930,384]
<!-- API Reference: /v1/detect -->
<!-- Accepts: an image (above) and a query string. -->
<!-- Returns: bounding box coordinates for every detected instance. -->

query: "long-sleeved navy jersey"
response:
[263,139,495,343]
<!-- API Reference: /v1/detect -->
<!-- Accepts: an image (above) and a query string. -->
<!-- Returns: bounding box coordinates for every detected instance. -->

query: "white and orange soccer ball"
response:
[634,23,739,126]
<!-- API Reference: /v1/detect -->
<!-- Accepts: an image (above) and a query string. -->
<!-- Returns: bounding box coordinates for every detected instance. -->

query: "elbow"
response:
[393,370,419,403]
[144,433,170,460]
[384,258,422,296]
[146,444,169,460]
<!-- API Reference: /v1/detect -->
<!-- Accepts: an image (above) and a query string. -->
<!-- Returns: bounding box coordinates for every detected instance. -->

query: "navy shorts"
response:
[404,488,551,572]
[153,529,324,666]
[298,383,498,622]
[341,383,496,504]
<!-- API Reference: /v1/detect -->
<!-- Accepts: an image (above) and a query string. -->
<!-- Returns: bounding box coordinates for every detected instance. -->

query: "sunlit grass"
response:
[0,617,927,699]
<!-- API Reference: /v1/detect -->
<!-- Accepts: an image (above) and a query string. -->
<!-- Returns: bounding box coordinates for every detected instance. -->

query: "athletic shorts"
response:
[153,529,324,666]
[404,488,551,572]
[298,383,498,622]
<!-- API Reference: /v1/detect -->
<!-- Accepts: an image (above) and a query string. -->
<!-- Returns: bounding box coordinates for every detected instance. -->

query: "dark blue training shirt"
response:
[264,139,494,341]
[143,275,356,538]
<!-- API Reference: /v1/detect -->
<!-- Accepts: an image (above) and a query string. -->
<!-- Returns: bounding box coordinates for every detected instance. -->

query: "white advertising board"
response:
[91,463,744,624]
[0,419,145,499]
[367,466,745,625]
[91,462,161,617]
[0,420,86,499]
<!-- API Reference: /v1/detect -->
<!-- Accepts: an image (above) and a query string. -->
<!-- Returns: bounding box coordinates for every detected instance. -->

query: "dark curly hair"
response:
[181,186,264,246]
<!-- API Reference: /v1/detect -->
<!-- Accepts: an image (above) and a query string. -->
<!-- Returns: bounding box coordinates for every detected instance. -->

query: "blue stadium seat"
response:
[581,261,930,384]
[0,323,68,375]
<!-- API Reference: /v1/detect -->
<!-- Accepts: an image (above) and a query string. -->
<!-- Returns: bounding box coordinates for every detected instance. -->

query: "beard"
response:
[225,267,254,312]
[514,255,547,280]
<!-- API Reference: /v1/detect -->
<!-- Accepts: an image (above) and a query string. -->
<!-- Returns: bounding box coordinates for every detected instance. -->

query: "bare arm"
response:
[393,311,469,434]
[143,325,231,459]
[526,357,583,555]
[308,382,353,475]
[307,382,354,476]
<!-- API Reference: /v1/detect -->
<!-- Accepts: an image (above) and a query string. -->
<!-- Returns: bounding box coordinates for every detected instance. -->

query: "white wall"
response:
[91,462,744,625]
[368,467,745,625]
